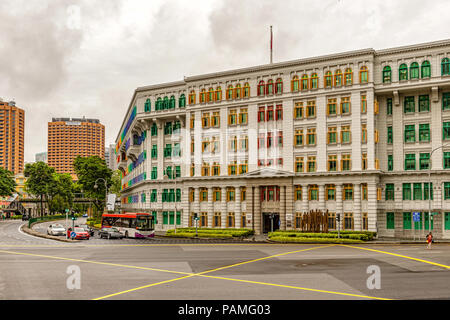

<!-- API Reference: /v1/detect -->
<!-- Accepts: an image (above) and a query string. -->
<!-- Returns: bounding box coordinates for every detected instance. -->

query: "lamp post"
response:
[428,142,450,234]
[94,178,108,215]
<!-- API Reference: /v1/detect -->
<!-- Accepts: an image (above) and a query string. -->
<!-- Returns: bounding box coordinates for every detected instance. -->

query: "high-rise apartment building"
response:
[48,117,105,178]
[35,152,48,163]
[115,39,450,239]
[0,100,25,174]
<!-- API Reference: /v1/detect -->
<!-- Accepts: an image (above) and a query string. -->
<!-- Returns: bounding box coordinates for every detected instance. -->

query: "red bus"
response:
[101,212,155,238]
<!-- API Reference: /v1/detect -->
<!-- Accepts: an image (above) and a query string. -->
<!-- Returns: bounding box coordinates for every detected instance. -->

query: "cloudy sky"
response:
[1,0,450,163]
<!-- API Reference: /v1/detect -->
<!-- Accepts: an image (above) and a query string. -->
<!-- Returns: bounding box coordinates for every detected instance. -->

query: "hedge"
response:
[164,232,234,239]
[166,228,254,237]
[269,236,365,244]
[270,230,376,241]
[268,232,369,241]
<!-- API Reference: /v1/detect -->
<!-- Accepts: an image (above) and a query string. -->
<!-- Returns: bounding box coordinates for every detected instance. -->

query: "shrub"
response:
[166,228,254,237]
[269,236,364,244]
[268,232,369,241]
[165,232,233,239]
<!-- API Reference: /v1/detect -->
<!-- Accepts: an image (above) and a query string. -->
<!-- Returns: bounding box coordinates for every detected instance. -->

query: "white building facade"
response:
[114,39,450,239]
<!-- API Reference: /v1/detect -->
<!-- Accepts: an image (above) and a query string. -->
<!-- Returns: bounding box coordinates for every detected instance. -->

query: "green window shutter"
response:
[399,64,408,81]
[404,154,416,171]
[410,62,419,79]
[421,61,431,78]
[387,126,393,144]
[386,98,393,115]
[419,153,430,170]
[162,212,168,225]
[444,152,450,169]
[418,95,430,112]
[386,212,395,230]
[404,96,415,113]
[404,125,415,142]
[445,212,450,230]
[169,212,175,225]
[419,124,430,142]
[442,58,450,75]
[176,211,181,225]
[388,155,394,171]
[403,183,411,200]
[424,183,433,200]
[413,183,422,200]
[152,211,158,224]
[443,122,450,141]
[385,184,395,201]
[403,212,412,230]
[445,183,450,200]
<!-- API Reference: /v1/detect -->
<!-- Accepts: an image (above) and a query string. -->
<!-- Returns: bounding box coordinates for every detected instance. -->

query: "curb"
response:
[21,221,81,243]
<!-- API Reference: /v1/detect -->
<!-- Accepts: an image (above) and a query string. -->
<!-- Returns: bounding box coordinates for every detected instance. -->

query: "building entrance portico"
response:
[262,212,280,233]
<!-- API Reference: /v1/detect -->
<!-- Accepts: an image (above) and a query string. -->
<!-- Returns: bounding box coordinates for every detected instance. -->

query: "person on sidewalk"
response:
[426,232,433,250]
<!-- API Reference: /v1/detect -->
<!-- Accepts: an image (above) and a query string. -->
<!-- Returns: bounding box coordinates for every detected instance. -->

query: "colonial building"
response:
[114,39,450,239]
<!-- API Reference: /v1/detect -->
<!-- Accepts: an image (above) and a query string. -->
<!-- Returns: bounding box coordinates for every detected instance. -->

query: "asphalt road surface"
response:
[0,220,449,300]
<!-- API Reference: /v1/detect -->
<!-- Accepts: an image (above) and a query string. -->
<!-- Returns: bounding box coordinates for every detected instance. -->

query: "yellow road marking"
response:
[341,245,450,270]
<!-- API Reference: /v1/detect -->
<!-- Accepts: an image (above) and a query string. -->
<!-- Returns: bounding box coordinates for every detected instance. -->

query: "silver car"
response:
[98,227,124,239]
[47,223,66,236]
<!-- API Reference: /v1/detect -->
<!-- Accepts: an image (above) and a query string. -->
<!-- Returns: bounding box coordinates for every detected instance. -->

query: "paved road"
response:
[1,220,450,300]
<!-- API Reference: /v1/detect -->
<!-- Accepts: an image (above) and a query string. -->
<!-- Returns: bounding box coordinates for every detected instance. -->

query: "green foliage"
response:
[0,167,16,197]
[73,156,113,215]
[166,228,254,237]
[271,230,376,241]
[269,236,365,244]
[109,170,122,197]
[24,162,56,216]
[165,232,234,239]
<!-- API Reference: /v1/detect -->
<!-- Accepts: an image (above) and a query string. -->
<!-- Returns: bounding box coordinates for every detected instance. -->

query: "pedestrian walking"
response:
[426,232,433,250]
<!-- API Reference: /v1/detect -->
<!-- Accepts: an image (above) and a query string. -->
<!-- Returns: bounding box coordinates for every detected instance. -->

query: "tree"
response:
[73,156,112,217]
[109,170,122,197]
[47,173,74,214]
[24,162,56,217]
[0,167,17,197]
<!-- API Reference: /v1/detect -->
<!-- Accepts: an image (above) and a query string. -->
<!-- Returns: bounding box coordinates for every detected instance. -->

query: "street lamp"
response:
[94,178,108,214]
[428,142,450,234]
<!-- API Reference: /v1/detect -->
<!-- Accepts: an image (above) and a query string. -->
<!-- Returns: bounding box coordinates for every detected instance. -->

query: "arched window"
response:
[144,99,151,112]
[310,73,318,89]
[189,90,196,105]
[163,96,169,109]
[266,79,274,95]
[383,66,391,83]
[359,66,368,83]
[291,75,299,92]
[334,70,343,87]
[301,75,308,90]
[324,71,333,88]
[179,94,186,108]
[258,80,265,96]
[344,68,353,85]
[215,86,222,101]
[275,78,283,94]
[200,89,206,104]
[226,85,234,100]
[235,83,242,99]
[208,88,214,102]
[421,60,431,78]
[442,58,450,75]
[156,97,162,110]
[169,95,176,109]
[410,62,419,79]
[243,83,250,98]
[399,63,408,81]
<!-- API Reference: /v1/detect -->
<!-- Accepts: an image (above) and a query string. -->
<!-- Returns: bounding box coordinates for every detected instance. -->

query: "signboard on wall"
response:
[286,213,292,228]
[246,213,252,225]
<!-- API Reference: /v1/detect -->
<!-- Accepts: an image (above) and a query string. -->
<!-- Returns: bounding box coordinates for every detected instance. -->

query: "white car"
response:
[47,223,66,236]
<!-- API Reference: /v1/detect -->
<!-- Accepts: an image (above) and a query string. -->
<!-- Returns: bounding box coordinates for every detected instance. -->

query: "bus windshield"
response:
[136,216,153,231]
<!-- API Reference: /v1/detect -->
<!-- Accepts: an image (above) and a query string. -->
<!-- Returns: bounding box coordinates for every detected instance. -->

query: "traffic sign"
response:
[194,217,199,221]
[70,232,76,239]
[413,212,421,222]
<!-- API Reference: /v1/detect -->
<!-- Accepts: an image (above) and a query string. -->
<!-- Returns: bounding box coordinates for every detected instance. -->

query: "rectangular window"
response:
[327,127,337,144]
[385,184,395,201]
[361,124,367,144]
[387,126,393,144]
[239,108,248,125]
[343,184,353,200]
[419,124,430,142]
[294,185,302,201]
[420,153,430,170]
[443,122,450,141]
[276,105,283,120]
[387,98,393,115]
[294,129,304,146]
[326,185,335,200]
[295,157,304,173]
[444,152,450,169]
[405,154,416,170]
[211,111,220,127]
[294,102,303,119]
[424,182,433,200]
[403,212,412,230]
[340,97,351,114]
[341,126,351,144]
[307,101,316,118]
[151,145,157,159]
[258,107,265,122]
[362,184,368,200]
[403,183,411,200]
[307,128,316,145]
[328,155,338,171]
[361,95,367,113]
[308,185,319,201]
[228,109,237,125]
[445,182,450,200]
[362,153,367,170]
[307,156,316,172]
[446,212,450,230]
[386,212,395,230]
[343,213,354,230]
[404,125,415,143]
[443,92,450,110]
[151,167,157,180]
[327,98,337,116]
[388,154,394,171]
[419,95,430,112]
[341,154,351,171]
[404,96,415,113]
[266,105,274,121]
[413,183,422,200]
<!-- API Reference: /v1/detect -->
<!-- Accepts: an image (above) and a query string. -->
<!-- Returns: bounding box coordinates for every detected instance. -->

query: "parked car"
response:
[82,213,88,218]
[98,227,124,239]
[69,227,90,240]
[78,224,95,236]
[47,224,66,236]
